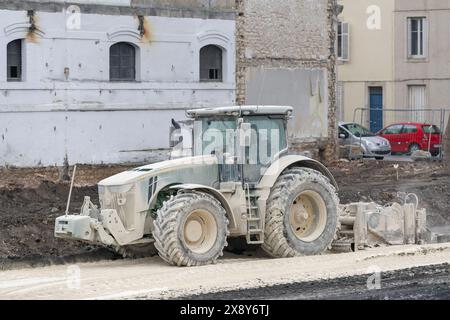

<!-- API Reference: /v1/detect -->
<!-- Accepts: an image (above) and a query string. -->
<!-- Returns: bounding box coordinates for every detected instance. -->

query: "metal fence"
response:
[342,108,449,160]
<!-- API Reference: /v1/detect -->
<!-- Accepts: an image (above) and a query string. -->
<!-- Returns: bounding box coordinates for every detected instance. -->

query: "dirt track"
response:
[0,243,449,300]
[0,160,449,268]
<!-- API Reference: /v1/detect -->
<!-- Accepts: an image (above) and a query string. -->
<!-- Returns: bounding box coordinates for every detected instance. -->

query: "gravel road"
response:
[0,243,449,300]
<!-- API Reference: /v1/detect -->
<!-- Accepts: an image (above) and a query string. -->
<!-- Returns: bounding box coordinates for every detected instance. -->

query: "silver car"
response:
[339,122,391,160]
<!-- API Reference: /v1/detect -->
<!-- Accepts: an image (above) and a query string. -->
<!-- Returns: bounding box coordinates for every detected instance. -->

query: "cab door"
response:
[242,116,288,184]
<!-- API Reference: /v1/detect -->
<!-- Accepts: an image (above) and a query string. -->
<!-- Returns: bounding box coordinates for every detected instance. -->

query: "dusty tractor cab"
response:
[55,106,340,267]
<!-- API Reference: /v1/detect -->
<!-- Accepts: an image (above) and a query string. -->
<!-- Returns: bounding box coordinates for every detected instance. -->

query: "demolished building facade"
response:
[0,0,338,167]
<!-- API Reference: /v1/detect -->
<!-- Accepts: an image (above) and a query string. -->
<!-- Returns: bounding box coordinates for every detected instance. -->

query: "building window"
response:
[337,22,350,61]
[408,17,427,58]
[110,42,136,81]
[200,45,223,82]
[408,85,426,122]
[7,39,22,81]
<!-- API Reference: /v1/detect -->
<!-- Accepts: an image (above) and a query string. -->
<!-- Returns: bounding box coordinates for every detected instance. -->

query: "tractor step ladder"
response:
[245,183,264,244]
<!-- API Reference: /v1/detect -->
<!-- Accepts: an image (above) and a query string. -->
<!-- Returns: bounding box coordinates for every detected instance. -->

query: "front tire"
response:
[262,168,340,258]
[153,191,229,267]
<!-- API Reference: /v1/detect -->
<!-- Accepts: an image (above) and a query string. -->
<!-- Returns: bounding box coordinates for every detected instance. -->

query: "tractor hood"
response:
[98,155,218,187]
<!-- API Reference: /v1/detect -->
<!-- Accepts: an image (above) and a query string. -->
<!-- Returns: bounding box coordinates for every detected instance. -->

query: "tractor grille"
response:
[99,185,136,230]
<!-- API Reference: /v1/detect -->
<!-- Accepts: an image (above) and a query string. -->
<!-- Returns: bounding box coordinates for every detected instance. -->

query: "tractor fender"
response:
[259,155,338,192]
[254,155,338,220]
[169,184,236,229]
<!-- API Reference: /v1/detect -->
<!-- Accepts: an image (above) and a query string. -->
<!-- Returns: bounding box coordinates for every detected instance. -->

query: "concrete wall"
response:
[337,0,395,124]
[0,1,236,167]
[394,0,450,111]
[236,0,338,160]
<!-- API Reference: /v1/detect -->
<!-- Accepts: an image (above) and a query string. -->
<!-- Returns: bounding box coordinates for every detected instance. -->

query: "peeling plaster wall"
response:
[0,3,235,167]
[246,68,329,140]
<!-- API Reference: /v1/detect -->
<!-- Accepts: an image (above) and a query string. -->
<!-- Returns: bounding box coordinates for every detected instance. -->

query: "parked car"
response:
[377,123,442,156]
[339,122,391,160]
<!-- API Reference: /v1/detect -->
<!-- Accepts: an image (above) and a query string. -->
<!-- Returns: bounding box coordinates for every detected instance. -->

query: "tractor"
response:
[55,106,340,267]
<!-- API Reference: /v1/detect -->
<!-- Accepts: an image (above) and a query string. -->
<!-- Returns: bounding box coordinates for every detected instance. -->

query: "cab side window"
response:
[245,116,287,165]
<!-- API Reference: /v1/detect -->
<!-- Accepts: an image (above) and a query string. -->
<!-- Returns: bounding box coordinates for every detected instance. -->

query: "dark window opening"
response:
[7,39,22,81]
[409,17,425,57]
[337,23,342,58]
[200,45,223,82]
[110,42,136,81]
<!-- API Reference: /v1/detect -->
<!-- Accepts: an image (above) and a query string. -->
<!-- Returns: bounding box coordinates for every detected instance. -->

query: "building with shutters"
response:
[337,0,450,132]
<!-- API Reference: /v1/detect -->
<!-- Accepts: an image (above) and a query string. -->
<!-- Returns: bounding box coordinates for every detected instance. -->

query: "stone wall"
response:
[236,0,338,162]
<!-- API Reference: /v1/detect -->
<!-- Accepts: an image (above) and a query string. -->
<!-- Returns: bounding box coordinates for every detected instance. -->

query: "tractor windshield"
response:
[195,118,237,156]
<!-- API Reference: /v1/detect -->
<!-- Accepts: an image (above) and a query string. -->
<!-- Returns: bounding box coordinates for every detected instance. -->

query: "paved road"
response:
[0,243,449,300]
[187,264,450,300]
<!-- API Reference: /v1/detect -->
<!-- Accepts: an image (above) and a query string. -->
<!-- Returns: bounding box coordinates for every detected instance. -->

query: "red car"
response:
[377,123,442,156]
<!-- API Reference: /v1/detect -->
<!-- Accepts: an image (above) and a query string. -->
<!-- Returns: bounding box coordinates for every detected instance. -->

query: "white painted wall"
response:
[0,8,236,167]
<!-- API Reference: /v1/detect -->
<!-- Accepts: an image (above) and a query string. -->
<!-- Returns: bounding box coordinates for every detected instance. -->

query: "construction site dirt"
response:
[0,160,449,270]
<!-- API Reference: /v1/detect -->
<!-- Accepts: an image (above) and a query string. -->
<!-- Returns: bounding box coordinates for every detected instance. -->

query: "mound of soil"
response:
[0,160,448,268]
[0,181,99,260]
[329,160,450,227]
[0,165,135,268]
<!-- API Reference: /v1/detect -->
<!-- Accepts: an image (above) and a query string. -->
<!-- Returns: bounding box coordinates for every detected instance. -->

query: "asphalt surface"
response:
[185,264,450,300]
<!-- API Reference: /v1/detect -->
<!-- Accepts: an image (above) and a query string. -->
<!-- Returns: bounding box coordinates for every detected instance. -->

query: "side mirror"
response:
[239,122,252,147]
[339,133,347,139]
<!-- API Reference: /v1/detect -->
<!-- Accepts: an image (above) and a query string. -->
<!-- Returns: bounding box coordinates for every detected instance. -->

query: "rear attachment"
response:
[333,194,428,252]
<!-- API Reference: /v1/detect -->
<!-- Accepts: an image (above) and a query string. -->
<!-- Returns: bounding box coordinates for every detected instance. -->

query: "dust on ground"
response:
[1,243,448,300]
[0,160,448,268]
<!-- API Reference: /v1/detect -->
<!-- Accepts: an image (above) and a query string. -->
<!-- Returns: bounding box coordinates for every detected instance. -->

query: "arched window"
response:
[110,42,136,81]
[7,39,22,81]
[200,45,223,82]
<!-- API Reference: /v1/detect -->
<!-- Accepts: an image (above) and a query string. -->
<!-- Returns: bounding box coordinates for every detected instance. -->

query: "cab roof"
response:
[186,106,294,118]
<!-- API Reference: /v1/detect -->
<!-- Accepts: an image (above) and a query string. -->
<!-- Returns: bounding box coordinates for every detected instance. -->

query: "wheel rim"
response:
[410,144,420,153]
[289,191,327,242]
[183,209,218,254]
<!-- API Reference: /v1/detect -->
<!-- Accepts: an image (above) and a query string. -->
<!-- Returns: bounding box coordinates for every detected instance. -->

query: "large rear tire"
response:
[262,168,340,258]
[153,191,229,267]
